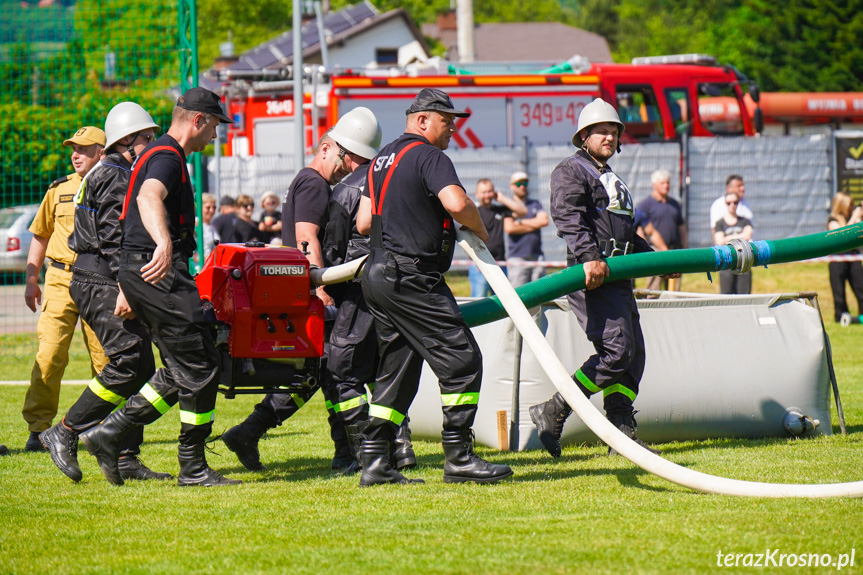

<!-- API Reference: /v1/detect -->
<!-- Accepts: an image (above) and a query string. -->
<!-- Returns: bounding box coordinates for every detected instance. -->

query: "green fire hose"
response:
[460,223,863,327]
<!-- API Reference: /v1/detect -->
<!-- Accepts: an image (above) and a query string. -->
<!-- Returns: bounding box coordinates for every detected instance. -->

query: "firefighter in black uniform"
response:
[78,88,240,487]
[221,107,387,472]
[357,88,513,486]
[529,98,675,457]
[320,161,417,475]
[40,102,173,483]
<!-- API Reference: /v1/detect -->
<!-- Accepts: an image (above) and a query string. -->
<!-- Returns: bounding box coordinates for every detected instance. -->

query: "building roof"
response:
[421,21,613,65]
[218,2,428,74]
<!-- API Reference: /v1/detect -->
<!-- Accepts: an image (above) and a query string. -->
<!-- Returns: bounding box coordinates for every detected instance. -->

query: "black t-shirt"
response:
[479,203,510,260]
[211,212,236,242]
[121,134,196,256]
[281,167,331,248]
[230,217,267,244]
[368,133,463,269]
[259,210,282,243]
[715,216,752,239]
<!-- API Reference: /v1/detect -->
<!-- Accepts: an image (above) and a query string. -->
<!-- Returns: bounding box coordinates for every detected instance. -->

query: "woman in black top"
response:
[228,194,267,244]
[827,192,863,324]
[713,192,753,294]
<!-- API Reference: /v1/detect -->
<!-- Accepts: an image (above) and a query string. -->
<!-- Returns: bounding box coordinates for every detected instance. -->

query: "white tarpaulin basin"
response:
[408,292,835,451]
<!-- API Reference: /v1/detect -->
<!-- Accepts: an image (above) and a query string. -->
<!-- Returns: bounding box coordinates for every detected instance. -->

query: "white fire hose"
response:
[309,255,367,286]
[457,229,863,498]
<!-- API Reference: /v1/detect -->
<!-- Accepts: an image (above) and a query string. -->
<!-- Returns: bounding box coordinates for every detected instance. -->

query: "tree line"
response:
[198,0,862,92]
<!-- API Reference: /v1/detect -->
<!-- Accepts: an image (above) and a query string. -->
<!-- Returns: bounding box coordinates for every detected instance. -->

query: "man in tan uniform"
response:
[22,126,109,452]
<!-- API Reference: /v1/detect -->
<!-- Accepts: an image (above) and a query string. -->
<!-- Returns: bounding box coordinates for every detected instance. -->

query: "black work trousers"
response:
[64,271,157,455]
[117,253,216,445]
[324,282,377,427]
[719,270,752,294]
[829,260,863,322]
[568,280,645,414]
[361,249,482,442]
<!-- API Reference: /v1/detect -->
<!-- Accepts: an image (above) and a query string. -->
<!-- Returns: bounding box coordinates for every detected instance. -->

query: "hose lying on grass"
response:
[457,227,863,498]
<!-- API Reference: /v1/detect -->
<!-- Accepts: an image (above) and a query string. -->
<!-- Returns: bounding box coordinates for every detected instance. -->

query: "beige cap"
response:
[63,126,106,147]
[510,171,529,184]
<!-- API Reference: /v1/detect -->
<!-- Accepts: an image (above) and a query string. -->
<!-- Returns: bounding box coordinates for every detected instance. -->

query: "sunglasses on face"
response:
[240,204,254,209]
[514,181,528,187]
[726,201,739,205]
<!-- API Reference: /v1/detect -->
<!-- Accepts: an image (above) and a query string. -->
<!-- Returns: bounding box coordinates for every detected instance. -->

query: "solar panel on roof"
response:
[224,1,380,72]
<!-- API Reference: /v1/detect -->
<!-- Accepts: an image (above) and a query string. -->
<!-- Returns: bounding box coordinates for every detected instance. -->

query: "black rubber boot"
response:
[340,421,368,476]
[40,421,82,482]
[442,429,513,484]
[606,410,661,456]
[359,439,424,487]
[328,409,354,470]
[528,392,572,458]
[177,443,242,487]
[221,409,272,471]
[118,456,174,481]
[79,410,141,486]
[393,417,417,470]
[25,431,46,452]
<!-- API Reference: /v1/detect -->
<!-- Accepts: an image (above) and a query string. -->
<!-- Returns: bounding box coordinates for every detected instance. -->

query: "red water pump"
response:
[196,242,326,397]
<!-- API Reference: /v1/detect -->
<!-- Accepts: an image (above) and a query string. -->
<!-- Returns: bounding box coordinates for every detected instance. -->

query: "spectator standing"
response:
[713,192,753,294]
[227,194,267,244]
[709,174,751,233]
[826,192,863,325]
[505,170,549,287]
[257,191,282,244]
[211,195,237,242]
[22,126,109,452]
[200,193,216,260]
[468,178,525,297]
[637,169,687,292]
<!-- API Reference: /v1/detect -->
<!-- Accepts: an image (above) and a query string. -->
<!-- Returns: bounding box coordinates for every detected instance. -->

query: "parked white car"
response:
[0,204,39,274]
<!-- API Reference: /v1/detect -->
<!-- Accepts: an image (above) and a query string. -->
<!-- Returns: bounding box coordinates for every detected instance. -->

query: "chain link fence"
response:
[1,0,180,359]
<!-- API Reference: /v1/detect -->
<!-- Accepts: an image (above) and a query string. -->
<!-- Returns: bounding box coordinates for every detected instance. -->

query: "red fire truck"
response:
[224,54,762,156]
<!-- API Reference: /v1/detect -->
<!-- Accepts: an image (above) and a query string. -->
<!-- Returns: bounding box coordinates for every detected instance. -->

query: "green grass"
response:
[2,261,863,574]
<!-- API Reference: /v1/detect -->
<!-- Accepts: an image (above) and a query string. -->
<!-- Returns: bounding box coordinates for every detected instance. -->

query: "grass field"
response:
[1,262,862,574]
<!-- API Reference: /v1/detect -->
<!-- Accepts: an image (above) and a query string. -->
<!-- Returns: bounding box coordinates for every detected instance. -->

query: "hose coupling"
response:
[726,238,754,275]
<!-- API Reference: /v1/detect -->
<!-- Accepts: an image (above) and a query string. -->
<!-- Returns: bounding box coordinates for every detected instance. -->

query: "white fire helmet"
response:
[572,98,625,147]
[104,102,160,150]
[329,107,383,160]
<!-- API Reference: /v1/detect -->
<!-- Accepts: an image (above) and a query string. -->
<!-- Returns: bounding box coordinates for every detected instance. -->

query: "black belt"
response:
[386,250,443,274]
[49,259,72,272]
[73,253,113,278]
[125,251,189,263]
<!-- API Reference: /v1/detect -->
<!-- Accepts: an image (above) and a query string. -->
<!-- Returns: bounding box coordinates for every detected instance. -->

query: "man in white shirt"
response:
[709,174,752,232]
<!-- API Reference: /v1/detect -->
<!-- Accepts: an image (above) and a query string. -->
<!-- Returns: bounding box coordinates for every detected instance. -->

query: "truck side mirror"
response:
[749,85,761,104]
[753,108,764,134]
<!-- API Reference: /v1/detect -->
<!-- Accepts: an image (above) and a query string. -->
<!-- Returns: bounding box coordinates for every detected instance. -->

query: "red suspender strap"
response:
[369,141,424,216]
[119,146,186,221]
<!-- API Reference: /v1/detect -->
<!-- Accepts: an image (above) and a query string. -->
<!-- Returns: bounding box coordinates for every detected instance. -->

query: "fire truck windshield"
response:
[697,82,745,136]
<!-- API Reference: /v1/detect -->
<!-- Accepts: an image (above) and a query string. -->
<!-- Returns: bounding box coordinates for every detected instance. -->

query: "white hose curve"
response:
[457,229,863,498]
[309,255,367,286]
